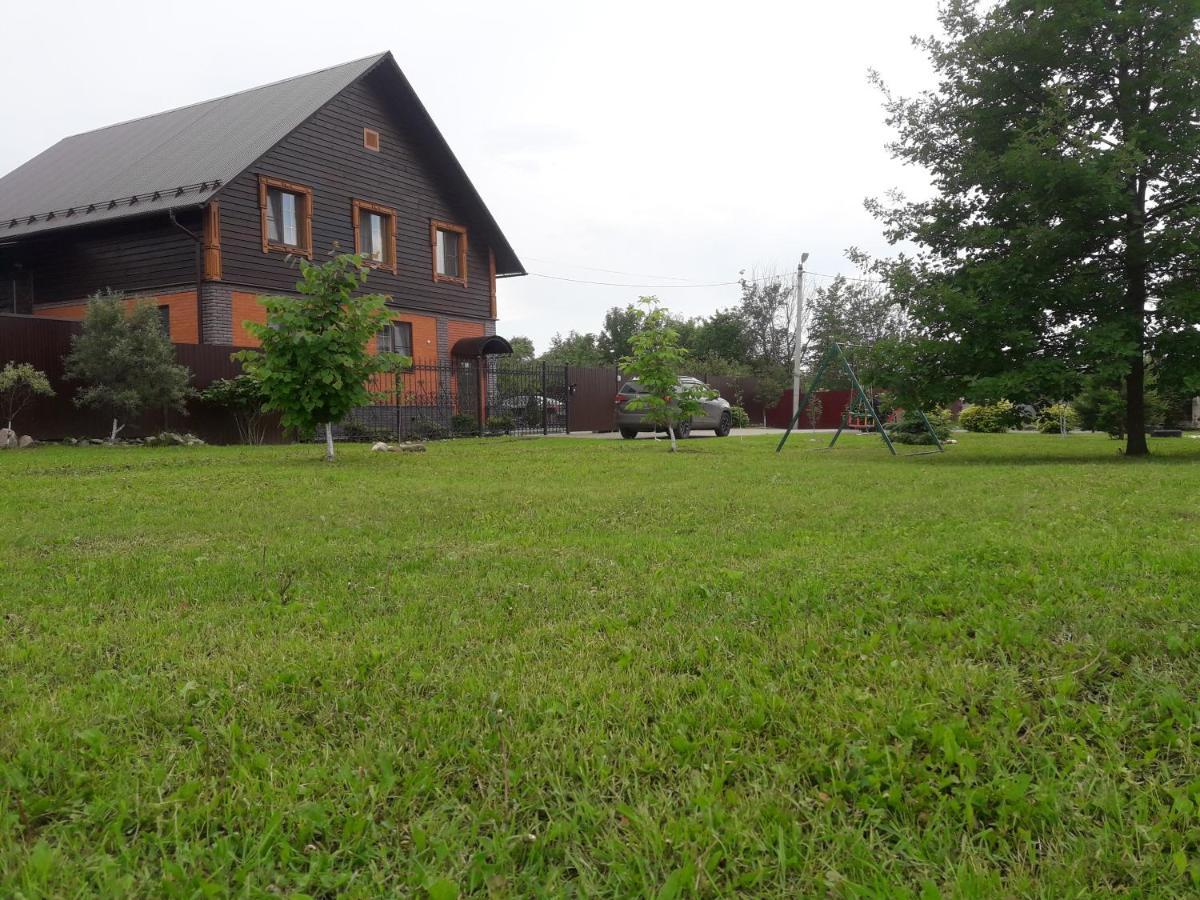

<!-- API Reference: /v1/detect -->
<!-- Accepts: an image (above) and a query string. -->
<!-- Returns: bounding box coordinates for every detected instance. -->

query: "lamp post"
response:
[791,252,809,422]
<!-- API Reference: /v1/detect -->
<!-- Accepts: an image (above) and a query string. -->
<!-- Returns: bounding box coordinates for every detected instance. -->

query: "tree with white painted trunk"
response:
[64,293,193,441]
[236,253,406,461]
[620,297,713,453]
[0,362,55,432]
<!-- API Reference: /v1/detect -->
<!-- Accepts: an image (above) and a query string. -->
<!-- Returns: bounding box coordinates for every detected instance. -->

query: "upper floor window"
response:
[352,199,397,273]
[431,220,468,286]
[158,305,171,338]
[258,176,313,257]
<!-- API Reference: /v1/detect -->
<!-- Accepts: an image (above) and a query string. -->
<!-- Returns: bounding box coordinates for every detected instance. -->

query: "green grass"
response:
[2,433,1200,897]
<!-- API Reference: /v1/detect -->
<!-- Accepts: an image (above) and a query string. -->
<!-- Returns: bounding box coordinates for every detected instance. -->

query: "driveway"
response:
[563,428,795,439]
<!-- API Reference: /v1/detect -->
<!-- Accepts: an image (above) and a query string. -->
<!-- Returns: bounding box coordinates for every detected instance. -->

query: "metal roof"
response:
[0,54,385,239]
[451,335,514,357]
[0,54,524,275]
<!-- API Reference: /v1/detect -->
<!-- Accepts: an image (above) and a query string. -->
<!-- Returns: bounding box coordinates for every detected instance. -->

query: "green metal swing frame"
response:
[775,341,945,457]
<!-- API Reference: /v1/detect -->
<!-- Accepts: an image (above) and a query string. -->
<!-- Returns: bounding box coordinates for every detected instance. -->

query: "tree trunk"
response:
[324,422,336,461]
[667,425,677,452]
[110,418,122,442]
[1123,177,1150,458]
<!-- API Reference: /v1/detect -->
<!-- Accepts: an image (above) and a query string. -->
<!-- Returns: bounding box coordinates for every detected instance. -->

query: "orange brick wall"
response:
[232,291,268,347]
[33,291,200,343]
[447,319,485,352]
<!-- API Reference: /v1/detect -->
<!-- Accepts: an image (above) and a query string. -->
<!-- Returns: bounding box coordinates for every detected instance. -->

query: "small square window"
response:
[364,128,381,151]
[431,220,468,286]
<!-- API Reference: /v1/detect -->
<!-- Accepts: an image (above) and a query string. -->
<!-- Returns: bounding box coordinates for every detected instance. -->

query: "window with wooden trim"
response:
[158,305,171,338]
[258,176,313,257]
[431,220,468,286]
[363,128,381,151]
[352,199,397,272]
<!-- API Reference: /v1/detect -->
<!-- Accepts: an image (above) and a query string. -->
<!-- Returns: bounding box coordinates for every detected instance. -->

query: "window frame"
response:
[158,304,171,339]
[352,199,398,274]
[378,320,415,367]
[258,175,313,258]
[430,220,468,287]
[363,128,381,151]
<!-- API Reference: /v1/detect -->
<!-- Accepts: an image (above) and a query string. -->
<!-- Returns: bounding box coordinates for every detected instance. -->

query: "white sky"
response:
[1,0,942,352]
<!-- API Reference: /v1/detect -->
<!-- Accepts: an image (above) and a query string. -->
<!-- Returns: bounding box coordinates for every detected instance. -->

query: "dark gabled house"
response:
[0,52,524,362]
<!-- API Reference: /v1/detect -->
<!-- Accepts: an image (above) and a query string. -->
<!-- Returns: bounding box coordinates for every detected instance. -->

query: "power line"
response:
[527,268,886,289]
[522,256,700,283]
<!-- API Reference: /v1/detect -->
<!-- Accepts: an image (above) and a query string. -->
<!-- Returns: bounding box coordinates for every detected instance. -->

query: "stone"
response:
[371,441,392,452]
[18,436,34,449]
[0,428,15,449]
[397,443,427,453]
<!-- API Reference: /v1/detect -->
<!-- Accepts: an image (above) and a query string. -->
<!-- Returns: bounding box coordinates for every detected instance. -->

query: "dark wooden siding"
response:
[217,69,493,320]
[0,212,200,306]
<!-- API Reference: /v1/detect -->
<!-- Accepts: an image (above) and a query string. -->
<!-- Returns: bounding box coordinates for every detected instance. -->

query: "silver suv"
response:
[614,377,733,439]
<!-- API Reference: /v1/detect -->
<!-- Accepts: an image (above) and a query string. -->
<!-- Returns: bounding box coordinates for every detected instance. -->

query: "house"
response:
[0,52,524,363]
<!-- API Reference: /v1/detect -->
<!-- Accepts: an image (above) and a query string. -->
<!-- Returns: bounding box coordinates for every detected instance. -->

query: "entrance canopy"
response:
[451,335,512,358]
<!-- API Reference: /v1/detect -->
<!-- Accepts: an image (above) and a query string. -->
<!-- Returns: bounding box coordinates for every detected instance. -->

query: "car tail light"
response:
[614,393,627,404]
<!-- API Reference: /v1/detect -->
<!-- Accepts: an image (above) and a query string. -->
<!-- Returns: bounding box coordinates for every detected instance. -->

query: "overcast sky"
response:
[2,1,943,352]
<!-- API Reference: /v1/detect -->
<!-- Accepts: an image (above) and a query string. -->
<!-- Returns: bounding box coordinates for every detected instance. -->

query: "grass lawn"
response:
[2,432,1199,896]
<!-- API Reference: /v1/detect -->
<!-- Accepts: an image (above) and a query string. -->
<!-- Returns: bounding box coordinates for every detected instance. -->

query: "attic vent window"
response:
[364,128,381,152]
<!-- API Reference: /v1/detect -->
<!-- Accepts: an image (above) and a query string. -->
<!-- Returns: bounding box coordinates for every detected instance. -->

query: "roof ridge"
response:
[60,52,389,141]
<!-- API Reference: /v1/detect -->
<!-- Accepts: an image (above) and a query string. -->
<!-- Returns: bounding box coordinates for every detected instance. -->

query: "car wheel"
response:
[619,427,638,440]
[715,410,732,437]
[675,419,692,439]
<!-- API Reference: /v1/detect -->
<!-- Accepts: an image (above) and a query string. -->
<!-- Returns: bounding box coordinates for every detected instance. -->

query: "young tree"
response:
[236,254,403,461]
[619,297,713,452]
[869,1,1200,456]
[0,363,55,431]
[64,293,193,441]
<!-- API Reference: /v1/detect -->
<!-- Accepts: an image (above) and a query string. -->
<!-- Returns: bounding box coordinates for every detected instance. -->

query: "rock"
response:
[89,438,105,445]
[371,441,392,452]
[0,428,15,449]
[18,436,34,449]
[397,443,427,453]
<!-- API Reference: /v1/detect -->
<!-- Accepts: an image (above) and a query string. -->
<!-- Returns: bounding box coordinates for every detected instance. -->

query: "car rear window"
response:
[619,383,647,395]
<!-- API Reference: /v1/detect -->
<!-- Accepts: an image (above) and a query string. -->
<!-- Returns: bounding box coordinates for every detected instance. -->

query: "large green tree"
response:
[870,0,1200,455]
[236,254,403,461]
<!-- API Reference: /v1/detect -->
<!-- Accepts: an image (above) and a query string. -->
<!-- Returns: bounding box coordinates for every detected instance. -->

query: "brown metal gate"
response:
[567,365,619,432]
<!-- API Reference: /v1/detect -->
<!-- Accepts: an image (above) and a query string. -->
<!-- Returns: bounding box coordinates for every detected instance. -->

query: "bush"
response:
[485,415,514,434]
[408,418,449,441]
[200,375,268,444]
[1036,402,1081,434]
[959,400,1015,433]
[340,420,393,443]
[729,405,750,428]
[0,362,55,432]
[887,408,952,445]
[451,413,480,436]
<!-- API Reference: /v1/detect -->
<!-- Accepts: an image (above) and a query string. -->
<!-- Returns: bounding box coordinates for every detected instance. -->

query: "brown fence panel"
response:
[568,365,619,432]
[0,314,283,443]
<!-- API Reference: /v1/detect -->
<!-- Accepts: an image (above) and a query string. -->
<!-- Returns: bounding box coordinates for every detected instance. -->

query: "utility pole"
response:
[791,252,809,422]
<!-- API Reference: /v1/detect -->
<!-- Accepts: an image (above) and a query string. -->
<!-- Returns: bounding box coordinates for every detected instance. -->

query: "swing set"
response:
[775,341,946,457]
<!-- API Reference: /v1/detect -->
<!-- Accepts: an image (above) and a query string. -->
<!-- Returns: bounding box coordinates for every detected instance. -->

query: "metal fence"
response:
[339,359,572,441]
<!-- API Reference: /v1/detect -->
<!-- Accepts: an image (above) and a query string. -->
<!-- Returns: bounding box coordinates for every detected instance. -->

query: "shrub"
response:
[887,408,952,445]
[408,418,449,441]
[729,405,750,428]
[959,400,1015,433]
[485,415,514,434]
[340,420,393,443]
[451,413,480,436]
[1036,402,1081,434]
[200,375,268,445]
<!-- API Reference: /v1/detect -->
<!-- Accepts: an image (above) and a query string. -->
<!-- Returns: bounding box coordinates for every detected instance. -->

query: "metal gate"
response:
[568,365,619,432]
